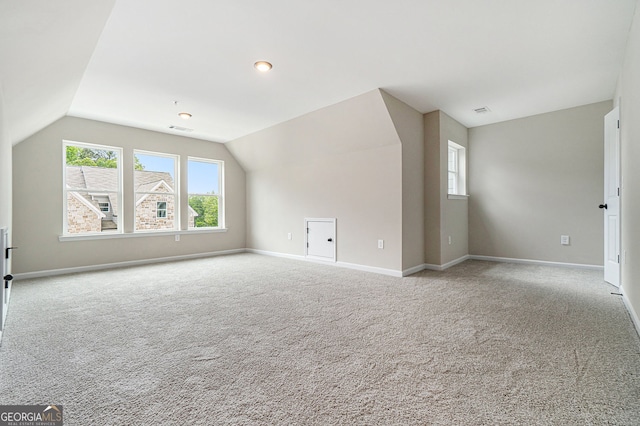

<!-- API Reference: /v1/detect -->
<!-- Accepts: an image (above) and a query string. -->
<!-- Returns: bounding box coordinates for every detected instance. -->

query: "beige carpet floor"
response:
[1,254,639,425]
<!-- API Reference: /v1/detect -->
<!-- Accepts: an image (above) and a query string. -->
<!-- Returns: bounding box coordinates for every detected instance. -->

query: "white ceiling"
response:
[2,0,638,144]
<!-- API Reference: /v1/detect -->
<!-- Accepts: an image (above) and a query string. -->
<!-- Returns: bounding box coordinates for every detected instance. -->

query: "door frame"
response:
[304,218,336,262]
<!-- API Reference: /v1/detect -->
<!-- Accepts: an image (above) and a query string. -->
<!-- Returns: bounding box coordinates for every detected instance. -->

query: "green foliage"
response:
[134,156,145,170]
[66,145,144,170]
[189,195,219,227]
[66,146,118,168]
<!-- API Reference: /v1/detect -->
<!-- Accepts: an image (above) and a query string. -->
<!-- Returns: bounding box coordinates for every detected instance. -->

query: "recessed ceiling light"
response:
[178,112,192,120]
[254,61,272,72]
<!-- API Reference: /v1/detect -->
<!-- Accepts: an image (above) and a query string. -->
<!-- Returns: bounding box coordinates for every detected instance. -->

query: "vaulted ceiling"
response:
[1,0,637,145]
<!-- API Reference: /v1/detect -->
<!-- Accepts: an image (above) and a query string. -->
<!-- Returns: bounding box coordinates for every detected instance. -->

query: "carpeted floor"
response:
[1,254,639,425]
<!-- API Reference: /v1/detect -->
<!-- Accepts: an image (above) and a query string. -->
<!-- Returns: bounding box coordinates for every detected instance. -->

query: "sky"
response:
[136,153,219,194]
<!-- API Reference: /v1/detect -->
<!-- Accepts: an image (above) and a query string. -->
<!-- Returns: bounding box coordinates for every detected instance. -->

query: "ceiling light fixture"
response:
[178,112,192,120]
[254,61,273,72]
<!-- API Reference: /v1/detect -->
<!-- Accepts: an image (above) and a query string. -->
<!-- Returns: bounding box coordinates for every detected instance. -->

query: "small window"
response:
[98,203,110,212]
[156,202,167,218]
[448,140,466,196]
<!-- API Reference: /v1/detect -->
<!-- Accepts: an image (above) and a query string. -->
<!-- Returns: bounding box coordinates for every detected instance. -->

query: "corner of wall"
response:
[424,111,441,265]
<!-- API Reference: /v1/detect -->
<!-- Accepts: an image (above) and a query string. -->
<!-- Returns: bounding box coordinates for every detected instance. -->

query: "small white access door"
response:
[603,107,620,287]
[305,218,336,262]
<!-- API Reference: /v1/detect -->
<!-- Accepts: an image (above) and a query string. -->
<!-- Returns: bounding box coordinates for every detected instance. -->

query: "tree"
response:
[189,194,218,227]
[66,145,144,170]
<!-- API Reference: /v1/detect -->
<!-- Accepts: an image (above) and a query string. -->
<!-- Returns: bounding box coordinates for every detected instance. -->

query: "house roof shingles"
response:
[67,166,176,215]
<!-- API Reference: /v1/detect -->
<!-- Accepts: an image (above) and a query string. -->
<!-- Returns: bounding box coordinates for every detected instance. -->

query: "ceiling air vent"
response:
[473,106,491,114]
[169,125,194,132]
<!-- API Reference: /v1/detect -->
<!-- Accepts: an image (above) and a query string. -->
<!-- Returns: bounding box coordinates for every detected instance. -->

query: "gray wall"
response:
[227,90,406,272]
[381,91,425,271]
[424,110,469,266]
[468,101,611,265]
[12,116,246,274]
[615,4,640,326]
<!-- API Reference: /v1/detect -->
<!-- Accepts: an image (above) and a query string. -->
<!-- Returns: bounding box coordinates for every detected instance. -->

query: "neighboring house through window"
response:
[448,140,467,196]
[64,146,221,236]
[188,157,224,229]
[63,141,122,235]
[134,151,179,231]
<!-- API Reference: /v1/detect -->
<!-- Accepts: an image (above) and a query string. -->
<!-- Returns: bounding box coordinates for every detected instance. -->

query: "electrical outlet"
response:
[287,233,292,240]
[378,239,384,249]
[448,236,452,245]
[175,234,180,242]
[560,235,570,245]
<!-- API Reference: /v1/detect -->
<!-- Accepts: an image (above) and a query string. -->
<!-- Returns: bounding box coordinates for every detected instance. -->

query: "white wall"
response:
[468,101,611,266]
[12,116,246,274]
[615,3,640,327]
[227,90,406,272]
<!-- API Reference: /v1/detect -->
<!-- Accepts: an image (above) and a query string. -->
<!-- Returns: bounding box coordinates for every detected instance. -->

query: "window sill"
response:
[447,194,469,200]
[59,228,228,242]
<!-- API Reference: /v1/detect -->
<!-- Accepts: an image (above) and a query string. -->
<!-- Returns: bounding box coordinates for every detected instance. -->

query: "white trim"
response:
[423,263,444,271]
[447,194,469,200]
[469,255,604,270]
[247,248,402,277]
[335,261,402,277]
[12,248,245,280]
[245,248,305,261]
[621,290,640,337]
[402,264,426,276]
[443,255,471,269]
[59,228,228,242]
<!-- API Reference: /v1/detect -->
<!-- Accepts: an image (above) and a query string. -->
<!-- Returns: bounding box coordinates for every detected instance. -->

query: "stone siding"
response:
[67,193,101,234]
[136,192,176,230]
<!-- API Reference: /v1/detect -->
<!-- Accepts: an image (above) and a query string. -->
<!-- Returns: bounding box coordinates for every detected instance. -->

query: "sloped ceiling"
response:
[2,0,638,145]
[0,0,116,145]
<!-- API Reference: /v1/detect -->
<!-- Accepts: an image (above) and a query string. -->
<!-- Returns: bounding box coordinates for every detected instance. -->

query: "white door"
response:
[603,108,620,287]
[305,218,336,262]
[1,227,9,332]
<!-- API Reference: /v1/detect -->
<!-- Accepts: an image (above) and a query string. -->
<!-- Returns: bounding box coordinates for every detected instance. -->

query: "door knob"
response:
[327,238,333,242]
[599,204,608,209]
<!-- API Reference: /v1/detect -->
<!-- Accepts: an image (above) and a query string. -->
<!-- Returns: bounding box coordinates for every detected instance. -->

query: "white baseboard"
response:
[12,249,246,280]
[247,248,404,277]
[621,290,640,337]
[419,255,471,273]
[336,261,403,277]
[245,248,305,261]
[469,255,604,270]
[402,264,427,276]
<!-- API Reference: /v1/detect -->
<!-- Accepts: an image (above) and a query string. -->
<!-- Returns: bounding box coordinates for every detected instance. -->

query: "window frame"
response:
[156,202,167,218]
[62,140,123,236]
[187,156,225,230]
[447,140,467,197]
[133,150,180,232]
